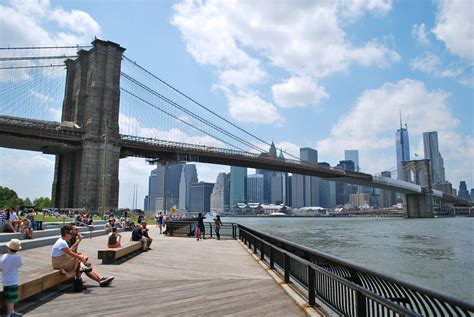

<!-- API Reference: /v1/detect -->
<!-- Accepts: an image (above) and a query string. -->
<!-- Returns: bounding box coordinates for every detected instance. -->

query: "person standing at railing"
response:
[197,213,206,240]
[213,215,222,240]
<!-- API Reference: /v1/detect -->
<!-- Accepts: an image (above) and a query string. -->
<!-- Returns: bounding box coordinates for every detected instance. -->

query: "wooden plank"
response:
[13,227,306,316]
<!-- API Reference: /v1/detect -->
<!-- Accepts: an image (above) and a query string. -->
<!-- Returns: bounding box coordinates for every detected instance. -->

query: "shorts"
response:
[3,284,19,303]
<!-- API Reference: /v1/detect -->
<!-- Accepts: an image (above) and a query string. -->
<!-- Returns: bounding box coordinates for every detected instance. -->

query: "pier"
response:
[12,227,309,316]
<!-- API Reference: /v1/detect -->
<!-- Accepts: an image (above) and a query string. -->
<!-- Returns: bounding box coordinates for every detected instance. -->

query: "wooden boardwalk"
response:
[16,226,306,316]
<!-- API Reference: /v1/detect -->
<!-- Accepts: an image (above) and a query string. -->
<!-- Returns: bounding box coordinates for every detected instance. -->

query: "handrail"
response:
[164,220,238,239]
[238,224,474,316]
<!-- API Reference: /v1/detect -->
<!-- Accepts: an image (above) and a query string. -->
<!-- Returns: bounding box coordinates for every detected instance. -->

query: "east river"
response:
[222,216,474,302]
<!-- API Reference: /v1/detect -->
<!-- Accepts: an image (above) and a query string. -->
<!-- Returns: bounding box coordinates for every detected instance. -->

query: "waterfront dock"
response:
[15,227,308,316]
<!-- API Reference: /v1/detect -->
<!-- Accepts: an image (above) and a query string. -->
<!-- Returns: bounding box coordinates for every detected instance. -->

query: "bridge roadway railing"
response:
[119,134,355,179]
[238,224,474,317]
[0,115,83,141]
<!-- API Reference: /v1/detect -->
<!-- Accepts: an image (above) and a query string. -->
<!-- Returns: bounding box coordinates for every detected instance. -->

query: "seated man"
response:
[67,223,114,287]
[131,221,152,251]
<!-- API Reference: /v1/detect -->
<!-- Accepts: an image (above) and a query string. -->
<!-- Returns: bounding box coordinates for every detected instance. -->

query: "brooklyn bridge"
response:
[0,39,468,217]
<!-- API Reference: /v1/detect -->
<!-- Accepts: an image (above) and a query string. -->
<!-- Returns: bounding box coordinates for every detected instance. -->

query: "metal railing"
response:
[238,225,474,317]
[163,220,238,240]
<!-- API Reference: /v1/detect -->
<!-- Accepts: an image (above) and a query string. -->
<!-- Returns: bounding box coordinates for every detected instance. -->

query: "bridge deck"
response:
[16,226,306,316]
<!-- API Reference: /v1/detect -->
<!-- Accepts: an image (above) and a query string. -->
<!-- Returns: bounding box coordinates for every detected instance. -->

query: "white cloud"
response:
[171,1,398,124]
[227,92,283,125]
[272,76,329,108]
[410,52,471,86]
[0,0,101,46]
[317,79,472,188]
[410,53,440,73]
[412,23,430,46]
[433,0,474,62]
[0,149,55,201]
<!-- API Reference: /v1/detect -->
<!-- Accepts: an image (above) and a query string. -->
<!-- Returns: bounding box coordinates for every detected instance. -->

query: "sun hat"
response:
[7,238,22,251]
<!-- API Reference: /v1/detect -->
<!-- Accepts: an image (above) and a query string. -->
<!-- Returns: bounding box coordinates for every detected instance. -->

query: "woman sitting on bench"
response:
[52,225,114,288]
[107,227,122,248]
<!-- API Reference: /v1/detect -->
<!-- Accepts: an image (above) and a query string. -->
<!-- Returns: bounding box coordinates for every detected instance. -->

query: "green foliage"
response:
[33,197,52,209]
[0,186,22,209]
[23,197,32,206]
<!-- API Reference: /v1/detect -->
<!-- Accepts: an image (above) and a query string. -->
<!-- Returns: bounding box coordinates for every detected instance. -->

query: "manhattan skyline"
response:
[0,0,472,208]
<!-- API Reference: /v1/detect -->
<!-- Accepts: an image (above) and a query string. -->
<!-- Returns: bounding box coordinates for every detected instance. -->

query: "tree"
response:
[33,197,52,209]
[23,197,32,206]
[0,186,22,209]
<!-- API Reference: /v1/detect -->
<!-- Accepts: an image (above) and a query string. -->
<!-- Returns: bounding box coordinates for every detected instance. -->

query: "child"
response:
[0,239,23,317]
[20,218,33,239]
[107,227,122,248]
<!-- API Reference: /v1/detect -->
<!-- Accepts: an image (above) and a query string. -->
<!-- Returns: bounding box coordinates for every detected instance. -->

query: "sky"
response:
[0,0,473,209]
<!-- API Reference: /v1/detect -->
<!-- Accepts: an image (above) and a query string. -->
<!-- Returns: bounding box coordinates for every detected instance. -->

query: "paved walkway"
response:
[16,226,306,316]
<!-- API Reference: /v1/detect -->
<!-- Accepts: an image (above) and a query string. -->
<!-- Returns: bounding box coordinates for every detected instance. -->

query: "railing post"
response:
[349,269,367,317]
[355,290,367,317]
[260,240,265,261]
[209,223,213,238]
[307,265,315,306]
[254,237,258,254]
[270,246,274,269]
[284,253,290,283]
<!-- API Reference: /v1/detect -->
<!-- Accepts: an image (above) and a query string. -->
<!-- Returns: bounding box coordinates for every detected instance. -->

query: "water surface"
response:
[223,216,474,302]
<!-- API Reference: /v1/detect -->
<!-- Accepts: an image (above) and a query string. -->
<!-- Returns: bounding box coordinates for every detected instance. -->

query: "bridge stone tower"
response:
[402,159,434,218]
[52,39,125,211]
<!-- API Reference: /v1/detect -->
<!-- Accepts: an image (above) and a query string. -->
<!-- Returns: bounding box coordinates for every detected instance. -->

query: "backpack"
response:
[131,228,142,241]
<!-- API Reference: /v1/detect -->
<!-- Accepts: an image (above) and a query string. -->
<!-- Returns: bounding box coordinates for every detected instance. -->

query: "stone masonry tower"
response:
[52,39,125,211]
[402,159,434,218]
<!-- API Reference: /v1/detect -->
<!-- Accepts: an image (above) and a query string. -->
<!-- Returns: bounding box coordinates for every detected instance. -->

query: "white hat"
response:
[7,239,21,251]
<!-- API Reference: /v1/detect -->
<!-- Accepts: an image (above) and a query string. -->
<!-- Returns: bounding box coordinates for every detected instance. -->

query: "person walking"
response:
[213,215,222,240]
[0,239,23,316]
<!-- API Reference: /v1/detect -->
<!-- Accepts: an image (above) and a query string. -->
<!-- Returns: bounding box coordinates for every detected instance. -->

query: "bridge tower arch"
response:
[402,159,434,218]
[52,39,125,211]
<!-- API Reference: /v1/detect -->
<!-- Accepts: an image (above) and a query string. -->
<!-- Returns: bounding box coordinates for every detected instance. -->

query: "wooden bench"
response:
[97,241,144,264]
[0,267,72,312]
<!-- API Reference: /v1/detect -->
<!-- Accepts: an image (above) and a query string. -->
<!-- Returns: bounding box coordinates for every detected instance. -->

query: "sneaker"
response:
[11,311,22,316]
[79,266,92,273]
[99,276,115,287]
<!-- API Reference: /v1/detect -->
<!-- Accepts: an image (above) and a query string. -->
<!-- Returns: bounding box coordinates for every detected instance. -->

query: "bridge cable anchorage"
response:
[120,87,250,153]
[120,72,268,154]
[122,55,302,162]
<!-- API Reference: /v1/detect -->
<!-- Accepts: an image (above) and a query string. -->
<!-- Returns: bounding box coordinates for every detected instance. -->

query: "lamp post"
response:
[101,123,108,217]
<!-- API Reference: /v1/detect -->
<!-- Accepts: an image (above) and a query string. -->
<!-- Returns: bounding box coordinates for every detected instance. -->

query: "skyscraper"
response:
[247,174,264,203]
[458,181,470,201]
[318,162,336,208]
[230,166,247,206]
[189,182,214,214]
[335,160,355,205]
[146,163,184,212]
[380,171,396,208]
[145,166,165,212]
[178,164,198,212]
[423,131,446,184]
[256,142,278,203]
[210,172,230,213]
[292,147,319,207]
[344,150,359,172]
[396,117,410,180]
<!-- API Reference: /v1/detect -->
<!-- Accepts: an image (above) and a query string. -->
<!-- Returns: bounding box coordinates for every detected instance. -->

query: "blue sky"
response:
[0,0,473,208]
